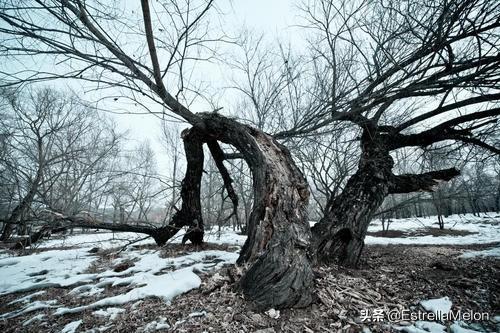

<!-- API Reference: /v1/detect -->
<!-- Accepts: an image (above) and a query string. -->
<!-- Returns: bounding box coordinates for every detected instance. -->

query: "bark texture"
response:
[312,129,461,267]
[153,128,205,246]
[195,113,314,309]
[312,130,394,267]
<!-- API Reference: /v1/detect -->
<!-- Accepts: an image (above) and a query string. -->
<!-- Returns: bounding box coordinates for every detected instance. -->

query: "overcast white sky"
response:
[0,0,306,174]
[110,0,303,172]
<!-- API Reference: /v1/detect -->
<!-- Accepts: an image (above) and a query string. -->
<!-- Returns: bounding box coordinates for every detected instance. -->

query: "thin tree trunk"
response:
[1,169,43,241]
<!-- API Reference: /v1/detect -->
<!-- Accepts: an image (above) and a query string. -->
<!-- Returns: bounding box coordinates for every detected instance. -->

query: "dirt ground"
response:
[0,242,498,333]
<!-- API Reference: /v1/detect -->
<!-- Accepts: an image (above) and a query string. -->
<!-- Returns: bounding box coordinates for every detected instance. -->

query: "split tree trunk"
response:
[312,129,460,267]
[311,131,394,267]
[194,113,314,309]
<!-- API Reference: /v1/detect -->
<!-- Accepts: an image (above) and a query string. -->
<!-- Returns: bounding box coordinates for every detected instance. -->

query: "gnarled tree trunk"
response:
[312,129,460,267]
[194,113,314,309]
[152,128,205,246]
[312,130,394,267]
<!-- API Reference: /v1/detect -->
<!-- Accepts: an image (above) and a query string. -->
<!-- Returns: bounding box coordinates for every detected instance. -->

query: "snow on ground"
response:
[31,213,499,253]
[54,250,238,316]
[396,321,482,333]
[93,307,125,320]
[448,323,485,333]
[395,297,489,333]
[396,321,447,333]
[22,313,45,326]
[0,248,97,295]
[364,213,500,258]
[420,297,452,318]
[366,213,500,247]
[143,317,171,331]
[37,227,245,250]
[0,300,59,320]
[204,229,247,246]
[0,228,239,327]
[0,215,498,331]
[60,319,82,333]
[40,231,157,249]
[459,247,500,259]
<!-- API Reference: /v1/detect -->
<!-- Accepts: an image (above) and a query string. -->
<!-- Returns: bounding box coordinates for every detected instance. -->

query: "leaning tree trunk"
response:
[311,133,394,267]
[1,168,43,241]
[312,129,460,268]
[194,113,315,309]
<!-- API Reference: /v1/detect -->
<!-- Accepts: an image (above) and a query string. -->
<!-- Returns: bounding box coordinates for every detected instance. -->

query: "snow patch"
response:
[41,232,155,250]
[60,320,82,333]
[22,313,46,326]
[143,317,170,331]
[420,297,452,319]
[0,300,58,320]
[367,214,500,245]
[460,246,500,258]
[414,321,446,332]
[93,307,125,320]
[9,290,46,305]
[54,250,238,315]
[449,323,482,333]
[395,321,484,333]
[0,248,97,295]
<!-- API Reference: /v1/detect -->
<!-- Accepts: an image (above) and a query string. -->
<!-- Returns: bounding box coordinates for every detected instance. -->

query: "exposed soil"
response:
[159,243,240,259]
[367,227,477,238]
[0,243,498,332]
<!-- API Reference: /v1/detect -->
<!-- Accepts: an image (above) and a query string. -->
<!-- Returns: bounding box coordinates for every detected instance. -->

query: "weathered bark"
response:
[312,129,460,267]
[312,130,394,267]
[154,128,205,246]
[389,168,460,194]
[194,113,314,309]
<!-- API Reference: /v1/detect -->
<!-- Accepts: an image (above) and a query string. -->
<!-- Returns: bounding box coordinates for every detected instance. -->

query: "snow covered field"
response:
[366,213,500,248]
[0,214,498,332]
[0,228,242,332]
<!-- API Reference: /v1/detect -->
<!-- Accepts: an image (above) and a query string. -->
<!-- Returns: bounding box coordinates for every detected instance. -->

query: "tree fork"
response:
[313,131,462,268]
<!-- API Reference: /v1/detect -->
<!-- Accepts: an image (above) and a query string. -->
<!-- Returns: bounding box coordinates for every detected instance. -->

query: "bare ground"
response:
[366,227,477,238]
[0,242,498,333]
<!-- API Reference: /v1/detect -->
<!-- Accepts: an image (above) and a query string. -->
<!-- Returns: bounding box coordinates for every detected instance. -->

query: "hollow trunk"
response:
[311,132,394,267]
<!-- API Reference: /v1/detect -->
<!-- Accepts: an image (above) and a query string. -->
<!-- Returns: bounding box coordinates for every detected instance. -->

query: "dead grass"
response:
[367,227,477,238]
[159,242,240,259]
[0,243,498,332]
